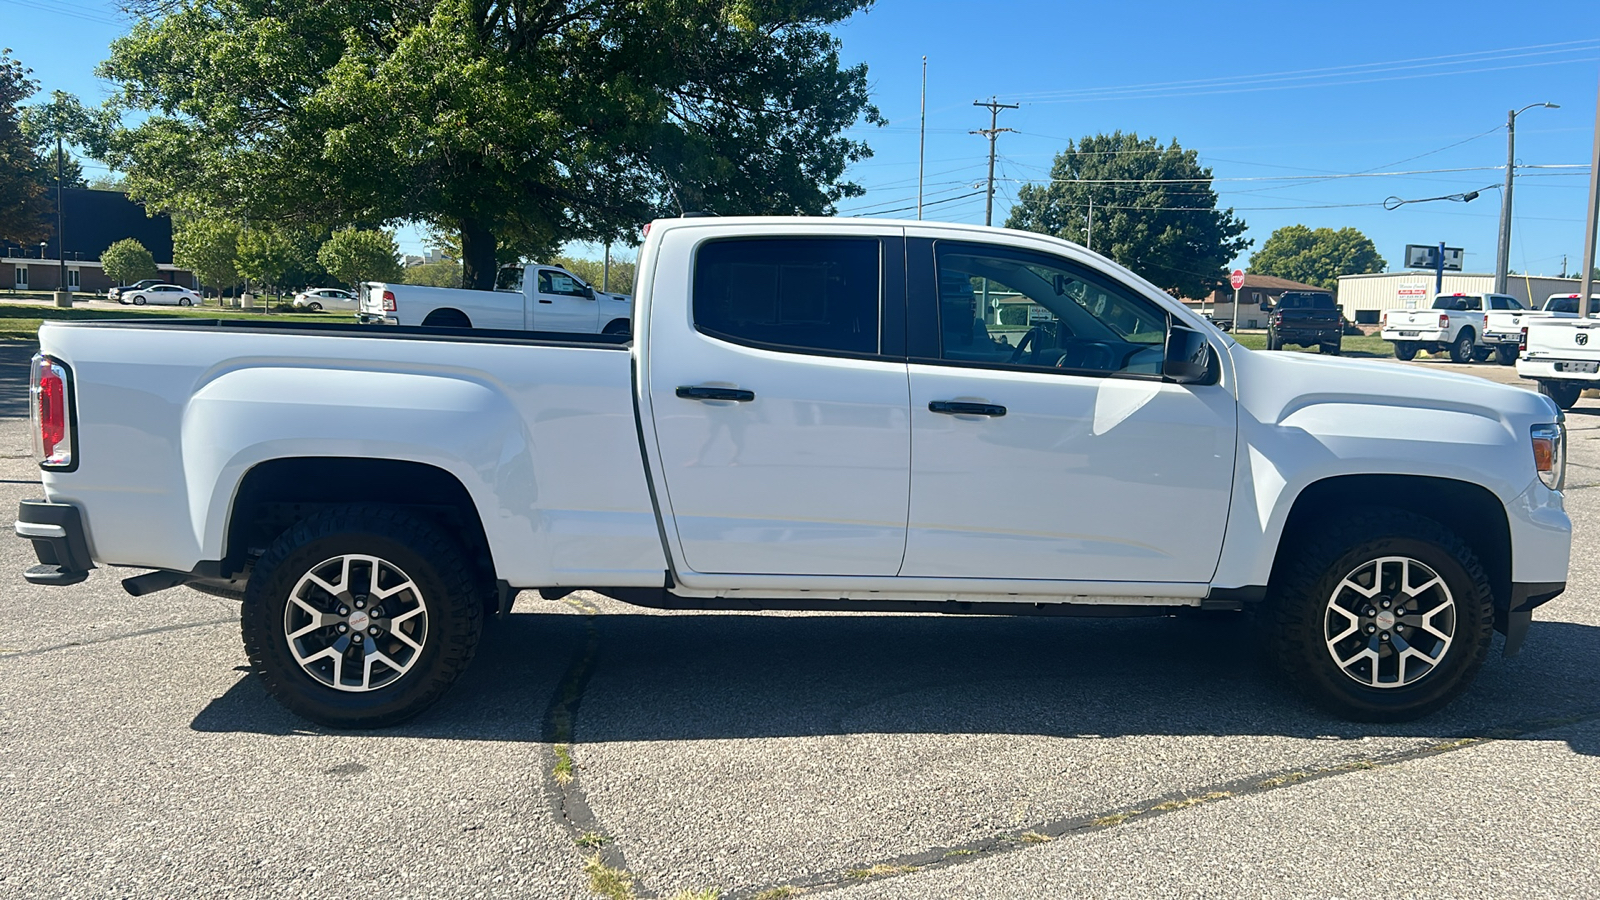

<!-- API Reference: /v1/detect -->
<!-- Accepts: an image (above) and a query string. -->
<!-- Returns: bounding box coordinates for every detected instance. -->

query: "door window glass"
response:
[693,238,880,355]
[495,266,524,293]
[933,243,1168,376]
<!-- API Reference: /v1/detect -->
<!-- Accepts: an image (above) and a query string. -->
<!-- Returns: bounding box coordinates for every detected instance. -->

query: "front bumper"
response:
[15,499,94,585]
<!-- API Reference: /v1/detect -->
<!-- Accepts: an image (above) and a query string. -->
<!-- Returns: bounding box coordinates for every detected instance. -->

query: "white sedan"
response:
[122,284,202,307]
[292,288,357,311]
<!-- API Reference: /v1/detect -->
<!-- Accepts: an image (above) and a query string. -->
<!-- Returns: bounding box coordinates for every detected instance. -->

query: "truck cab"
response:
[495,264,632,334]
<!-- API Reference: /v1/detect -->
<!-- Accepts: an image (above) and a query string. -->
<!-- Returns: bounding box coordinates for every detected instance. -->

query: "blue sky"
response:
[4,0,1597,275]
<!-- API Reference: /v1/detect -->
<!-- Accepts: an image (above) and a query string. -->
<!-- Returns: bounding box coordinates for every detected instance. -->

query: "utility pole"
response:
[918,56,927,220]
[54,136,68,308]
[603,243,611,292]
[1495,102,1559,294]
[1085,195,1093,251]
[971,98,1018,226]
[1579,70,1600,318]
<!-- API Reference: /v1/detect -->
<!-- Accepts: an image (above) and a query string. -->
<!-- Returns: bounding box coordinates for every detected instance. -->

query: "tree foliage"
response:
[549,254,637,294]
[175,218,240,295]
[100,237,157,285]
[402,260,463,288]
[1249,224,1385,290]
[238,225,320,293]
[21,90,113,190]
[1005,132,1251,299]
[318,228,402,287]
[0,49,51,245]
[100,0,881,289]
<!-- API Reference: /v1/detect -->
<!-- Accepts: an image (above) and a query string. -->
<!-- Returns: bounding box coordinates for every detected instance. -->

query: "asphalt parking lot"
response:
[2,346,1598,899]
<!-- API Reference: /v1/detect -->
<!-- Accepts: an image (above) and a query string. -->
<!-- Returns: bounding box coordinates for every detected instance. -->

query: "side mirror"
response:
[584,286,596,300]
[1164,324,1216,384]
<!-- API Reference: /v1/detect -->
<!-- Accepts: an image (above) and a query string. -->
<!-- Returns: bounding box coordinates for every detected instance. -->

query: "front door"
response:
[900,238,1237,584]
[646,230,911,576]
[534,269,600,333]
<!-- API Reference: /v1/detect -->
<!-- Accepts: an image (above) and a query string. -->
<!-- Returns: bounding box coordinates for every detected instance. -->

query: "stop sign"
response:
[1230,269,1245,290]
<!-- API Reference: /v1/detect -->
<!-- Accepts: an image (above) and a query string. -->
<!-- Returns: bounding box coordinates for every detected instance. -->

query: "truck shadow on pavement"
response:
[0,342,36,418]
[191,608,1600,755]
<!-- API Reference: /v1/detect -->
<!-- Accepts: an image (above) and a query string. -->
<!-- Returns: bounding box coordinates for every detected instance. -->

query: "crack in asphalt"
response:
[728,707,1600,899]
[540,594,643,896]
[0,616,236,659]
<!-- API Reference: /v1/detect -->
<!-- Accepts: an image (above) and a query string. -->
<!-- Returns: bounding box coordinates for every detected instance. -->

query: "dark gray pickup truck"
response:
[1267,291,1342,354]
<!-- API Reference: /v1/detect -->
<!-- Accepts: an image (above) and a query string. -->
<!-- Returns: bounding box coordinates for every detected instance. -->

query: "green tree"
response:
[238,225,319,296]
[1249,225,1386,290]
[1005,132,1251,299]
[175,217,240,298]
[99,1,880,289]
[100,237,158,285]
[318,228,402,288]
[549,255,637,294]
[0,50,51,245]
[403,260,463,288]
[21,90,113,190]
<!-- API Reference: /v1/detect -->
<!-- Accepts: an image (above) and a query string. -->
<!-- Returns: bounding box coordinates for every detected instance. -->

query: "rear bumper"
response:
[1382,329,1448,342]
[1482,331,1521,345]
[15,499,94,585]
[1516,358,1600,381]
[356,313,398,325]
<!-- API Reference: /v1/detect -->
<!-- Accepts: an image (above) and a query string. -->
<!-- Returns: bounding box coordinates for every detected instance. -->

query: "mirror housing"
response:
[1164,324,1217,384]
[583,285,596,300]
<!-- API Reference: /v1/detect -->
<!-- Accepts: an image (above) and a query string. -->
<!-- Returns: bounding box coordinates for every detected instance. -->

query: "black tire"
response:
[179,297,193,307]
[1267,509,1493,722]
[1393,341,1417,361]
[132,295,146,306]
[241,505,484,728]
[601,318,631,336]
[1471,347,1491,363]
[1266,332,1282,351]
[1495,346,1518,366]
[422,308,471,328]
[1319,340,1341,355]
[1538,380,1582,410]
[1449,329,1475,363]
[308,302,322,312]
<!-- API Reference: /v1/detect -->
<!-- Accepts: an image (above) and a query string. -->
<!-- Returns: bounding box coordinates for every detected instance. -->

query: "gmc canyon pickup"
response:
[16,218,1571,727]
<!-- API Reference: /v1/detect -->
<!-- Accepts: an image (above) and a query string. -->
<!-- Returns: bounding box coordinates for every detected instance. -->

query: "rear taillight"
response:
[1483,314,1489,331]
[1520,327,1528,351]
[382,290,396,312]
[30,354,72,468]
[1438,314,1449,328]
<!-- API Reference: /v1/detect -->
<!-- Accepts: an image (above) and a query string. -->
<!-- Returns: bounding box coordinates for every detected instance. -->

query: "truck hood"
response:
[1231,345,1559,427]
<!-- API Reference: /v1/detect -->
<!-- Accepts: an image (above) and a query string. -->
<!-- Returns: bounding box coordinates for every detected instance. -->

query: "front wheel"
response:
[1495,346,1519,366]
[1538,380,1582,410]
[131,295,146,306]
[241,505,485,728]
[1393,341,1417,361]
[1266,510,1493,721]
[1449,330,1475,363]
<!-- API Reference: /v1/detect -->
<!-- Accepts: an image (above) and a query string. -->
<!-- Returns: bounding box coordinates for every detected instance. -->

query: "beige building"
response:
[1335,272,1585,323]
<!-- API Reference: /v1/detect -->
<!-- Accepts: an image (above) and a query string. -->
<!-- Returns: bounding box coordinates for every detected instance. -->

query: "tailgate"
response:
[1524,319,1600,357]
[359,282,388,316]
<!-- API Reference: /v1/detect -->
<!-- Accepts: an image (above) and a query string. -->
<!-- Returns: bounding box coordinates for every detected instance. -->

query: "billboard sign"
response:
[1405,244,1463,271]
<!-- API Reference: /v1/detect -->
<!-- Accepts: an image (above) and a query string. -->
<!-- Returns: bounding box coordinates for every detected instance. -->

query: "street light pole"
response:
[1495,102,1559,294]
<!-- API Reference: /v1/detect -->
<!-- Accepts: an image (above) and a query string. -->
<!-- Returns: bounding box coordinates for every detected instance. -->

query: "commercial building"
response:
[0,188,196,293]
[1335,272,1585,323]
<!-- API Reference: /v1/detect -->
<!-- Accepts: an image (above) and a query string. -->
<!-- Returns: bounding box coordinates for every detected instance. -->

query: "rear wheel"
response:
[601,318,631,336]
[1319,340,1341,355]
[1393,341,1417,361]
[1538,380,1582,410]
[1495,346,1519,366]
[1449,330,1475,363]
[1267,510,1492,721]
[179,297,192,307]
[1471,346,1491,363]
[422,308,471,328]
[1267,332,1282,351]
[241,505,484,728]
[308,302,322,312]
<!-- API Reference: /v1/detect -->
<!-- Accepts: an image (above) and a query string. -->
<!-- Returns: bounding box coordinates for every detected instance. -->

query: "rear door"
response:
[645,227,911,576]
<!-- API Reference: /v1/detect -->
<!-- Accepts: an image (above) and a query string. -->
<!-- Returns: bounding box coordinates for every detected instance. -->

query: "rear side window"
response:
[693,238,880,355]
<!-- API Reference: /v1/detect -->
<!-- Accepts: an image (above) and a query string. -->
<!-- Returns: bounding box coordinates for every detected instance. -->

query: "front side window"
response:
[934,242,1168,376]
[693,238,880,356]
[540,270,587,297]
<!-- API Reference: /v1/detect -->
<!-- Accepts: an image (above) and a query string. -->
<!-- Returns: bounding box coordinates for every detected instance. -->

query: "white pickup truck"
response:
[1381,293,1519,363]
[1515,294,1600,408]
[360,263,632,333]
[16,217,1570,728]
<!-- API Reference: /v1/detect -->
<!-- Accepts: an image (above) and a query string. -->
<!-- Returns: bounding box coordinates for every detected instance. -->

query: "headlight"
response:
[1531,422,1565,491]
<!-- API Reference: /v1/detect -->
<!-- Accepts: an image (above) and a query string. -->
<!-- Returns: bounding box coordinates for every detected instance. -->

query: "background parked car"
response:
[292,288,357,311]
[108,279,162,302]
[122,284,202,306]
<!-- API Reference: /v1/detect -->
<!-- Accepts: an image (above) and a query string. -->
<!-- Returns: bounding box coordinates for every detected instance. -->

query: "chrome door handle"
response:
[928,400,1006,417]
[677,385,756,402]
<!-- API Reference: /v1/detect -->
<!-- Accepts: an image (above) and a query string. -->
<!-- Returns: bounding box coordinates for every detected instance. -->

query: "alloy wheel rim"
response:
[1323,555,1455,689]
[282,554,429,692]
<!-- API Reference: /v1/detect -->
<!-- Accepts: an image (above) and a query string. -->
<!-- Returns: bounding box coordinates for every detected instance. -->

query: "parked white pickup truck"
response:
[1514,294,1600,408]
[1381,293,1519,362]
[360,263,632,333]
[17,217,1570,728]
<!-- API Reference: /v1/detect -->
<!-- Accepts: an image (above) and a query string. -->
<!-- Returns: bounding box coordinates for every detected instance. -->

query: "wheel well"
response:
[422,308,471,327]
[1272,474,1511,622]
[603,317,630,334]
[224,457,497,609]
